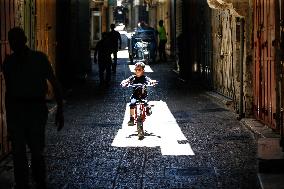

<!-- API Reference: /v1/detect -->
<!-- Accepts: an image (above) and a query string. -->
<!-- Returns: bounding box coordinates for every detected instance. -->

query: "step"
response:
[258,138,284,162]
[258,173,284,189]
[257,138,284,189]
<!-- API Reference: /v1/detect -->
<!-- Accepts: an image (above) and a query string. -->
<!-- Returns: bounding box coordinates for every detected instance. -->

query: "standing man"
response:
[2,27,64,189]
[94,32,112,86]
[158,20,167,62]
[109,24,122,73]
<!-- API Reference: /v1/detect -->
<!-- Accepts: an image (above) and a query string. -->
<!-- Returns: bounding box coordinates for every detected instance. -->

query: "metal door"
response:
[211,10,236,99]
[253,0,277,129]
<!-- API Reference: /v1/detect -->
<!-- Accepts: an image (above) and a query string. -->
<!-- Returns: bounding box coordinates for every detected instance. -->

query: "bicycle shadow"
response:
[126,131,161,139]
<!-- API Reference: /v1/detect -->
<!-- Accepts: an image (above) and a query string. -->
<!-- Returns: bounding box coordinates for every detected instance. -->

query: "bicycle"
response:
[121,82,158,140]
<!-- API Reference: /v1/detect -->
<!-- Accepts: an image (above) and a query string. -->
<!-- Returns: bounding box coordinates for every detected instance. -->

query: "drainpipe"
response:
[239,18,245,119]
[280,0,284,152]
[275,0,284,150]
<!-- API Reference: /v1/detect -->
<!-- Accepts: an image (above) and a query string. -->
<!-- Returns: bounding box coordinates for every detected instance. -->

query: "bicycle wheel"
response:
[137,117,144,140]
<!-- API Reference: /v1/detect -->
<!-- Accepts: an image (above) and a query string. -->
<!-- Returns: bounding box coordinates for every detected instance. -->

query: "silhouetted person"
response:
[177,33,186,79]
[94,32,112,86]
[2,27,64,189]
[158,20,167,62]
[109,24,122,73]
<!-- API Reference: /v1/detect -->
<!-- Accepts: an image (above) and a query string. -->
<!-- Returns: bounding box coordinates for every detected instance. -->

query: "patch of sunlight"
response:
[129,65,153,73]
[111,100,195,156]
[117,50,129,59]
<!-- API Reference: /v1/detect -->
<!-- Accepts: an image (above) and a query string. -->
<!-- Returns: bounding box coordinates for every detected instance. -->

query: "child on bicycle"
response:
[121,62,157,126]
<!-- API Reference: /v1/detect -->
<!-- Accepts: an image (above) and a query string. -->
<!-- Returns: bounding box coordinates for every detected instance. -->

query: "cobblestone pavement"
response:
[0,51,260,189]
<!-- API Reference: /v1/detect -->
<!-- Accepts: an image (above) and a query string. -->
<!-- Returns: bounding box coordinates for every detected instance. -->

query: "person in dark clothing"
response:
[109,24,122,73]
[177,33,186,80]
[94,32,112,86]
[2,27,64,189]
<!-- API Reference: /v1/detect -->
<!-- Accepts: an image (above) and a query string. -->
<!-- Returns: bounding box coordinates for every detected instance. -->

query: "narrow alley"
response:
[2,0,284,188]
[39,53,257,188]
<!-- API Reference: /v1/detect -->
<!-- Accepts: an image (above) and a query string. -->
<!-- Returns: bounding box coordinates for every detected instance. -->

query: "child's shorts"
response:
[129,98,148,108]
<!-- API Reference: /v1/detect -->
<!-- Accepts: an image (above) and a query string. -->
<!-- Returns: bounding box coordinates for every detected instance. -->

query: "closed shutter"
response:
[253,0,277,129]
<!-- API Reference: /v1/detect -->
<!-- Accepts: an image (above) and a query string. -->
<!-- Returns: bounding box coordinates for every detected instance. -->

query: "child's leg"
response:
[144,101,152,116]
[130,108,135,117]
[128,98,136,126]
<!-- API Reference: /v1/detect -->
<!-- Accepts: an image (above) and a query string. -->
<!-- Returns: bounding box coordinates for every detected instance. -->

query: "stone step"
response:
[257,138,284,189]
[258,173,284,189]
[258,138,284,162]
[258,138,284,173]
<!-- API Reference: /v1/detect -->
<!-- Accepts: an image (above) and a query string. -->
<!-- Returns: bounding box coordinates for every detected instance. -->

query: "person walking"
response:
[176,33,186,80]
[2,27,64,189]
[109,24,122,73]
[94,32,112,86]
[157,20,167,62]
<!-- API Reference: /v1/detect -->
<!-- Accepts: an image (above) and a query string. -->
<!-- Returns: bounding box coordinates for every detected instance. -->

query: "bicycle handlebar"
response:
[121,81,158,88]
